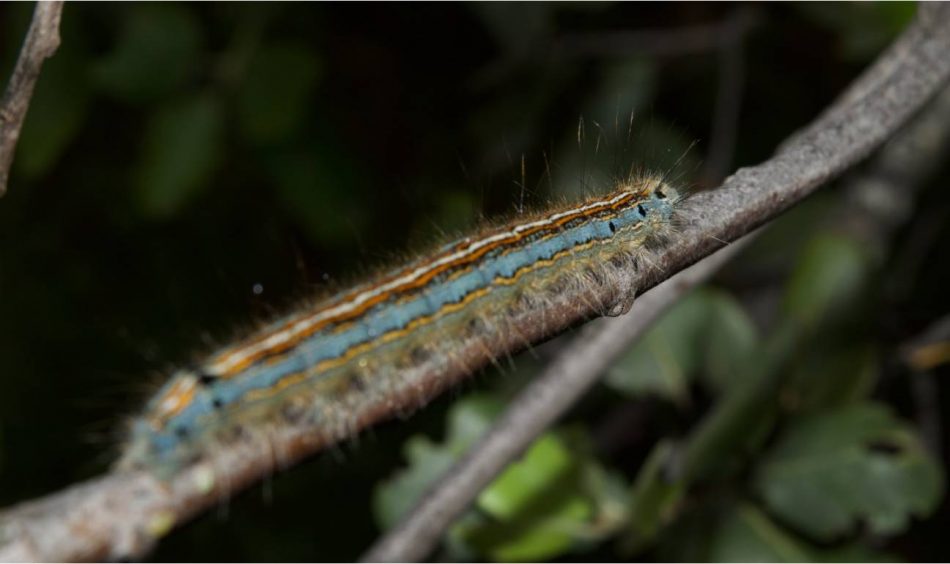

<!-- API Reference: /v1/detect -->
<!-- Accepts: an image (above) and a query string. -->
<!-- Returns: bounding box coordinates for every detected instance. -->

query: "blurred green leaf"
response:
[372,434,458,532]
[796,3,915,61]
[737,194,837,281]
[236,42,321,145]
[702,290,760,393]
[782,234,870,329]
[623,440,686,554]
[133,93,224,217]
[708,503,814,563]
[93,4,202,105]
[654,499,896,563]
[376,395,621,561]
[461,434,592,562]
[754,403,944,541]
[784,343,878,412]
[606,290,710,403]
[477,435,577,519]
[268,147,369,246]
[468,3,555,58]
[373,395,500,530]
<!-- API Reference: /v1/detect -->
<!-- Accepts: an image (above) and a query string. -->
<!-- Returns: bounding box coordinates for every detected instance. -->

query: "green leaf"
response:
[133,94,224,218]
[655,499,896,563]
[93,4,202,105]
[784,343,878,411]
[702,290,760,393]
[461,434,593,562]
[622,440,686,554]
[477,435,577,518]
[375,396,620,561]
[606,290,711,403]
[796,3,915,61]
[236,42,321,144]
[468,3,556,58]
[373,395,500,530]
[267,147,369,246]
[754,403,944,541]
[709,503,814,563]
[782,235,870,329]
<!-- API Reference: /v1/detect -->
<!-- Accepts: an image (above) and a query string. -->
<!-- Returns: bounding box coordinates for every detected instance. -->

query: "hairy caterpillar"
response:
[119,175,681,474]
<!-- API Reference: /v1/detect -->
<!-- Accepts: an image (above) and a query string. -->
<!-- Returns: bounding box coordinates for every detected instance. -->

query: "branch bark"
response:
[361,234,754,563]
[2,4,950,562]
[0,1,64,197]
[364,20,950,561]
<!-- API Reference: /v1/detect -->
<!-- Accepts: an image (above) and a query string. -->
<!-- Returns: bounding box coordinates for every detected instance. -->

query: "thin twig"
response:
[361,235,754,563]
[0,1,64,197]
[2,4,950,562]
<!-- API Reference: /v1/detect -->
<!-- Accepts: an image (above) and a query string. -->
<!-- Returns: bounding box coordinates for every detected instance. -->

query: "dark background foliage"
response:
[1,2,949,561]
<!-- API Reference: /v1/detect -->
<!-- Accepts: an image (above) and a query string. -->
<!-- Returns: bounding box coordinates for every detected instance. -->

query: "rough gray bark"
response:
[0,1,63,197]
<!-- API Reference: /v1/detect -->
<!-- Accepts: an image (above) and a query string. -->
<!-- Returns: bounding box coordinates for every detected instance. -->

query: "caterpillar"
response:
[118,174,681,474]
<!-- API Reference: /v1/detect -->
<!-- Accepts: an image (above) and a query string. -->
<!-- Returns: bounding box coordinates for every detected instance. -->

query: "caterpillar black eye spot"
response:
[637,204,647,217]
[608,221,616,233]
[174,426,189,439]
[655,187,667,199]
[196,372,218,386]
[211,397,224,409]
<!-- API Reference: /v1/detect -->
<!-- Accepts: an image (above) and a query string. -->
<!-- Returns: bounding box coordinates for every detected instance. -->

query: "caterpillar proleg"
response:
[119,175,681,474]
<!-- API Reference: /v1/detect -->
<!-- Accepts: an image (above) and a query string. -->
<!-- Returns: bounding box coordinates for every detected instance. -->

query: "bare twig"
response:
[0,1,64,197]
[2,4,950,563]
[361,235,754,563]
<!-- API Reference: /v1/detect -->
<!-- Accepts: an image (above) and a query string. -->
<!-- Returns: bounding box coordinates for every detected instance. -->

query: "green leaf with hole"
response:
[133,94,224,217]
[754,402,943,541]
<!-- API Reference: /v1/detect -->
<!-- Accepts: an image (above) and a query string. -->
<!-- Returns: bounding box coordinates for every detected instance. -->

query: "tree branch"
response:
[2,4,950,562]
[361,234,755,563]
[363,17,950,561]
[0,1,64,197]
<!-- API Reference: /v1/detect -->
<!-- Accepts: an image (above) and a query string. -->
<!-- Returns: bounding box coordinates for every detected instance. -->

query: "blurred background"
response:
[1,2,949,561]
